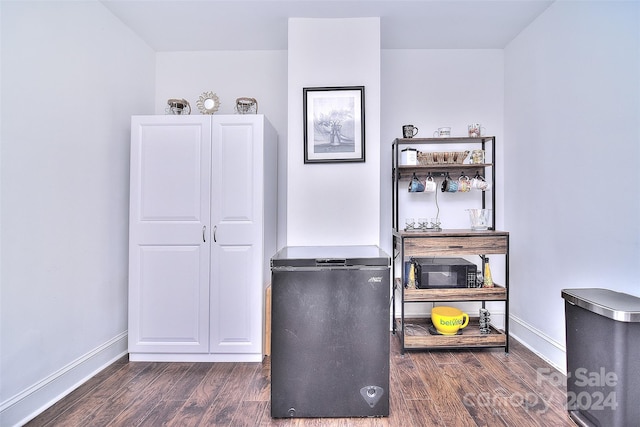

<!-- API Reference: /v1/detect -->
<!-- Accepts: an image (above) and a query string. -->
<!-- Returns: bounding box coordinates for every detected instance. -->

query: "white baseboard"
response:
[0,332,128,427]
[509,314,567,374]
[128,352,262,362]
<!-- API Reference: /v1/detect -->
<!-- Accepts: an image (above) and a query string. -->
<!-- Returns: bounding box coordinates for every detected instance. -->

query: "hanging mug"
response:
[441,174,457,192]
[441,175,450,192]
[471,173,489,191]
[458,175,471,192]
[424,176,437,192]
[447,179,459,192]
[408,173,425,192]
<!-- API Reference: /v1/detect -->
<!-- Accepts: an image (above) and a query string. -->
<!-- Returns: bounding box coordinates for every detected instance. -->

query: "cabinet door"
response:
[129,116,211,353]
[210,116,264,354]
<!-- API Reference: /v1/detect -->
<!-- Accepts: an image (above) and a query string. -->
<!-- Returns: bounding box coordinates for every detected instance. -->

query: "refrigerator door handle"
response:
[315,258,347,266]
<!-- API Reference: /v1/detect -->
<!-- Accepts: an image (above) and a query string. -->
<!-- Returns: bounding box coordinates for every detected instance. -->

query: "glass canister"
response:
[471,149,485,164]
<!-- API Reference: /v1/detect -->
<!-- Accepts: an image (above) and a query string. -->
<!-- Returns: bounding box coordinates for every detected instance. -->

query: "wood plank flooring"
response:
[25,336,575,426]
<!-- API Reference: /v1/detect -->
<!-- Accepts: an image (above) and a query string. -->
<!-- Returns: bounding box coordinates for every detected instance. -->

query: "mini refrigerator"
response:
[270,245,390,418]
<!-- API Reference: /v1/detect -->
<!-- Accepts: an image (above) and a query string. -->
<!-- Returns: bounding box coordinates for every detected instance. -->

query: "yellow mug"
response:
[431,306,469,335]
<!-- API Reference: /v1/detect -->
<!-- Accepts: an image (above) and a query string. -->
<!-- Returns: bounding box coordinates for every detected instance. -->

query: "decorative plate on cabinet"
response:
[196,91,220,114]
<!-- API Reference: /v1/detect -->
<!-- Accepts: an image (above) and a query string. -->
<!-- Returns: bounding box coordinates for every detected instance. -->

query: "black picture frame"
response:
[303,86,365,163]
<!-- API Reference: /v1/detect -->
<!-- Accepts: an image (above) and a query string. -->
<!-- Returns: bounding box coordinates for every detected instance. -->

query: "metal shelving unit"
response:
[391,137,509,354]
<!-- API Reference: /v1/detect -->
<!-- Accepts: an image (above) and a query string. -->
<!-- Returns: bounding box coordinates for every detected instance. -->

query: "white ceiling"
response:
[100,0,554,51]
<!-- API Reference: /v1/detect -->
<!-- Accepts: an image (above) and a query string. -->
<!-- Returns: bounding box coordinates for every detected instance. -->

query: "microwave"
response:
[411,257,478,289]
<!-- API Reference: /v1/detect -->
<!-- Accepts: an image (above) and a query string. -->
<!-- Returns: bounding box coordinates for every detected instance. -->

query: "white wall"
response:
[504,0,640,370]
[154,50,289,248]
[380,49,505,251]
[0,1,155,425]
[286,18,382,246]
[380,49,505,319]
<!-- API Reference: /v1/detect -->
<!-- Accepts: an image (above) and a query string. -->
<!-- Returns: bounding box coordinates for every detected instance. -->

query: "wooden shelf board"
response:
[396,164,491,180]
[407,286,506,302]
[393,229,508,237]
[397,318,506,348]
[394,279,506,301]
[394,136,495,144]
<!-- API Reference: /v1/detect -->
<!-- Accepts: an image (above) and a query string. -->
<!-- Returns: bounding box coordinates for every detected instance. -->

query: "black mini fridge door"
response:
[270,246,390,418]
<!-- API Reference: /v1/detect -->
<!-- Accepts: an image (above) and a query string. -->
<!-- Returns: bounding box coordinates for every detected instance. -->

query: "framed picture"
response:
[303,86,365,163]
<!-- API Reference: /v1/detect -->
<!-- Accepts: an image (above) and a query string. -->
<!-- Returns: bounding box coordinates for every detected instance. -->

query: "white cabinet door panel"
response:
[210,117,263,354]
[129,116,211,353]
[217,123,254,221]
[132,245,209,353]
[210,244,260,353]
[211,117,263,248]
[139,129,204,221]
[213,120,257,222]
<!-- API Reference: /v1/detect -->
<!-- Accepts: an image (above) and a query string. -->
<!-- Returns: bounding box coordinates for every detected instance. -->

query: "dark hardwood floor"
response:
[26,336,575,426]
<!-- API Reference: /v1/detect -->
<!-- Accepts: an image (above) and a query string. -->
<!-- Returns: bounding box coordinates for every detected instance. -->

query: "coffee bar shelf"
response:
[398,318,507,349]
[391,136,509,354]
[398,136,489,143]
[392,230,509,352]
[394,279,507,302]
[392,136,496,231]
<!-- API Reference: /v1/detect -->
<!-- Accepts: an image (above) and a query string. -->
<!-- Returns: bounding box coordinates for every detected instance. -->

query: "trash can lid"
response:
[562,288,640,322]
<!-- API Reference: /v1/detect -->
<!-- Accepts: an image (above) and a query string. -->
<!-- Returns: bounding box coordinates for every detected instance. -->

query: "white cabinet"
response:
[128,115,277,362]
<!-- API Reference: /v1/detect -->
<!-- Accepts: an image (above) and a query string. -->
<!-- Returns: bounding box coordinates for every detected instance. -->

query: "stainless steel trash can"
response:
[562,288,640,427]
